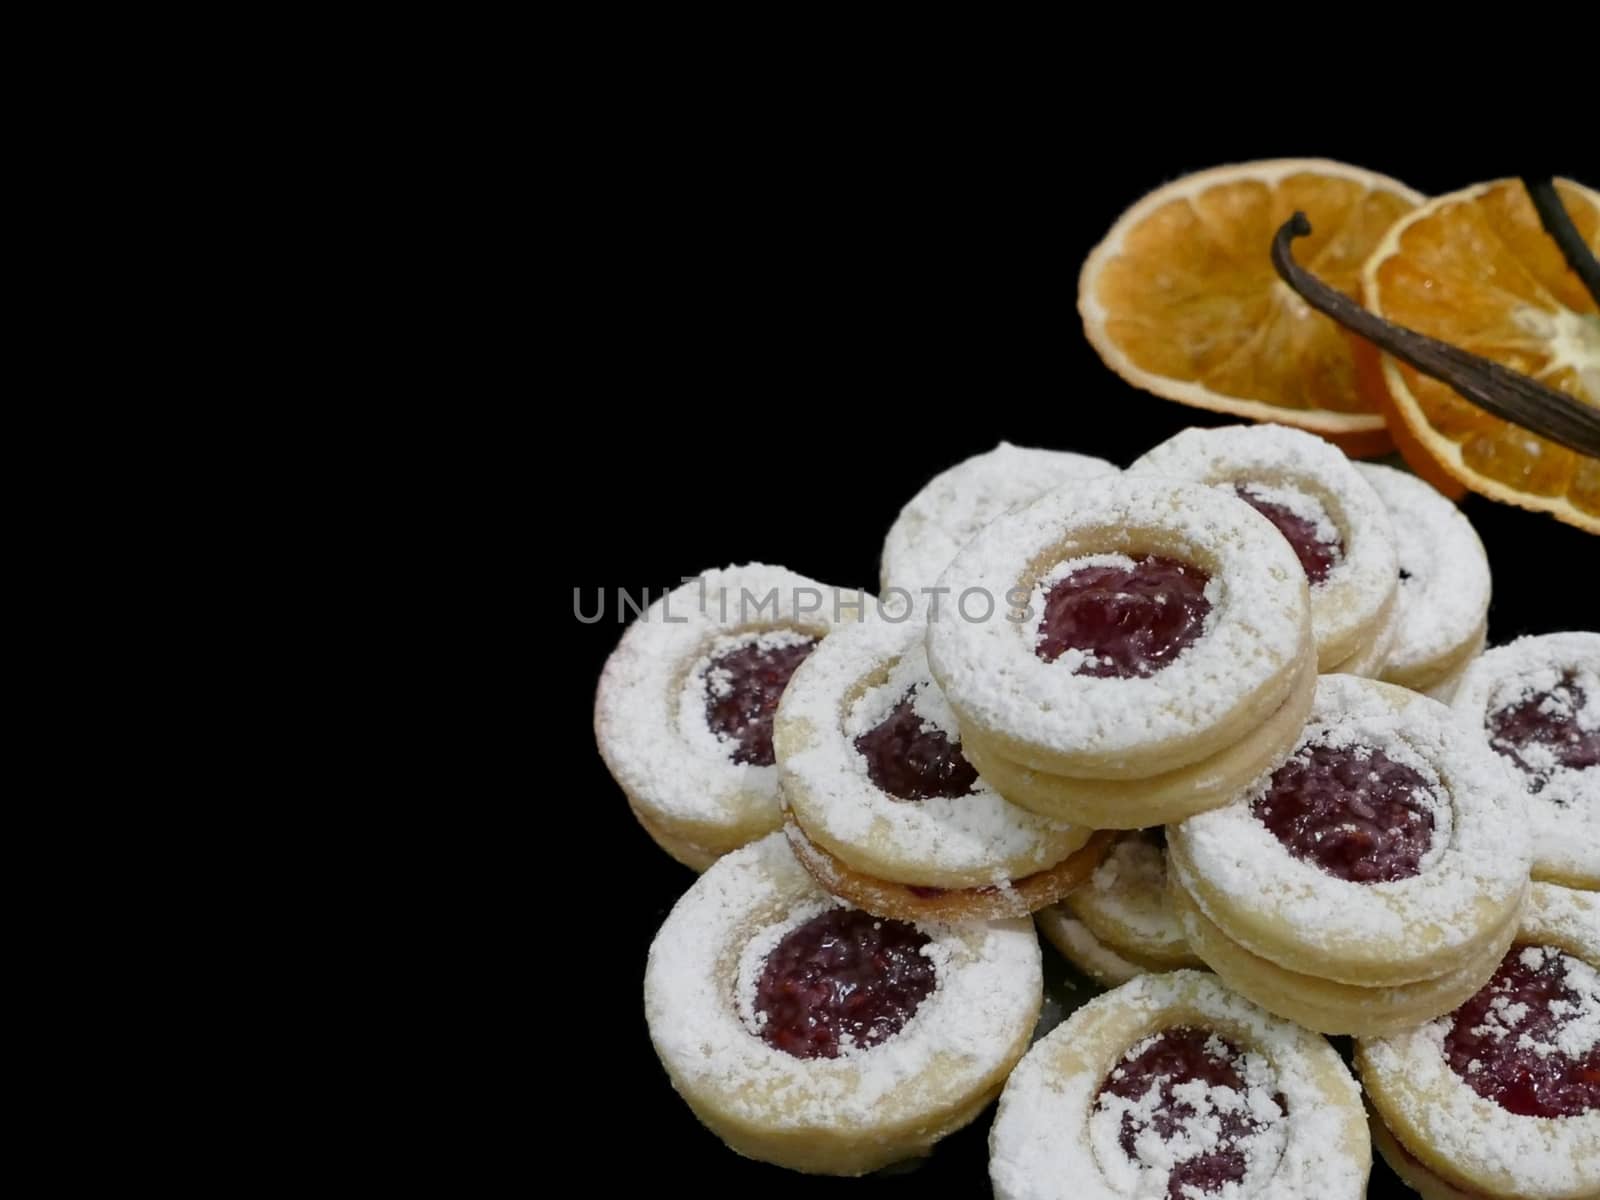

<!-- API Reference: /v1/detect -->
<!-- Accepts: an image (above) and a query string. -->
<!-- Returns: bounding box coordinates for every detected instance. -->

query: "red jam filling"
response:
[752,908,936,1059]
[1035,554,1211,678]
[1252,742,1436,883]
[1486,672,1598,793]
[1443,944,1600,1118]
[1095,1026,1285,1199]
[853,688,979,801]
[1234,484,1343,585]
[703,634,819,766]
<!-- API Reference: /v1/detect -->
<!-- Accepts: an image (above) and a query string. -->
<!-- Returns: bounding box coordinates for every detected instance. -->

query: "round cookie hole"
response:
[1252,739,1445,884]
[1485,670,1599,790]
[1443,942,1600,1119]
[1033,553,1212,679]
[745,906,937,1060]
[1090,1025,1289,1198]
[853,684,980,802]
[1231,482,1345,586]
[698,629,820,766]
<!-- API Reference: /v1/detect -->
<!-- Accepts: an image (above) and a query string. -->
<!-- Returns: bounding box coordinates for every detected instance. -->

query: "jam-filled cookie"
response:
[1130,423,1399,676]
[879,441,1116,600]
[1169,675,1531,1037]
[644,832,1042,1175]
[1356,462,1491,701]
[926,474,1316,829]
[989,970,1370,1200]
[1452,633,1599,891]
[1357,883,1599,1200]
[595,563,868,870]
[775,616,1111,922]
[1036,829,1204,987]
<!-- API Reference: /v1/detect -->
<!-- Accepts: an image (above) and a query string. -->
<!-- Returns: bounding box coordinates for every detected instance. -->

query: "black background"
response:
[556,126,1592,1196]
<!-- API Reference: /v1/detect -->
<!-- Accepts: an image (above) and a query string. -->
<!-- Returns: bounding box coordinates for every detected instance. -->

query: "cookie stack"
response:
[1168,675,1530,1038]
[595,425,1597,1198]
[924,470,1317,830]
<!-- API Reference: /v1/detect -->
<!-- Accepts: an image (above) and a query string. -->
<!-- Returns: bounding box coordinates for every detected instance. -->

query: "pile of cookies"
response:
[594,424,1598,1200]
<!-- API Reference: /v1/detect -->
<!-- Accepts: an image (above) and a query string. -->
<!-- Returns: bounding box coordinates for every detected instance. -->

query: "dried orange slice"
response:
[1362,178,1599,534]
[1078,160,1423,457]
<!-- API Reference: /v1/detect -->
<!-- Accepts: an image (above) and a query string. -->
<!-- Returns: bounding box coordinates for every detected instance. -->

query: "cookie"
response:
[927,474,1315,828]
[1357,883,1599,1199]
[989,971,1369,1199]
[1169,676,1531,1034]
[644,833,1041,1174]
[596,563,869,868]
[1452,632,1599,890]
[1356,462,1490,699]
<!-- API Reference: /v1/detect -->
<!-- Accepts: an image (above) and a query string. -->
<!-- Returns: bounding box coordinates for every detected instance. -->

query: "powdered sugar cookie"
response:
[925,474,1315,829]
[773,616,1108,919]
[1170,676,1529,997]
[1033,909,1149,988]
[1130,423,1398,674]
[988,971,1369,1200]
[1037,829,1203,985]
[1452,633,1600,891]
[1063,830,1201,967]
[880,442,1117,600]
[595,563,869,870]
[644,832,1041,1175]
[775,617,1094,887]
[1356,462,1491,698]
[1357,883,1600,1199]
[1062,830,1196,969]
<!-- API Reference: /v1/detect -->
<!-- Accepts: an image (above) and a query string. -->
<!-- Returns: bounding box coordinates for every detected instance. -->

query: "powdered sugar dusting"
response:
[1087,1030,1288,1199]
[1484,663,1599,801]
[679,628,818,758]
[1358,880,1598,1195]
[1234,480,1341,552]
[1355,463,1490,680]
[1073,834,1189,952]
[596,564,868,832]
[1365,1019,1600,1194]
[1453,633,1600,886]
[880,442,1118,597]
[1462,946,1599,1060]
[844,641,964,739]
[989,971,1368,1200]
